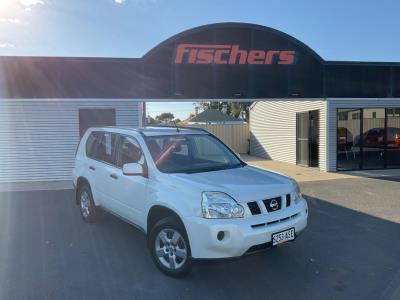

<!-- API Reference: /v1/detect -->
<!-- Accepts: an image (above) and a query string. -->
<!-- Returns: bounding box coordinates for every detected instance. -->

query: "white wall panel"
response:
[0,99,141,182]
[249,99,327,171]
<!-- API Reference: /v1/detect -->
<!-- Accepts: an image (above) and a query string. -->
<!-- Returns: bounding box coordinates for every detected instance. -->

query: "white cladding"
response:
[249,100,327,171]
[0,99,141,182]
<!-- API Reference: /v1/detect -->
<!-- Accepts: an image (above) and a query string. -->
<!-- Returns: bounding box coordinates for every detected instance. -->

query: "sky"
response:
[1,0,400,119]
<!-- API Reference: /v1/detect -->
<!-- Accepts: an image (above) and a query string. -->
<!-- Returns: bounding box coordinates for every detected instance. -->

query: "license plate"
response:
[272,228,295,246]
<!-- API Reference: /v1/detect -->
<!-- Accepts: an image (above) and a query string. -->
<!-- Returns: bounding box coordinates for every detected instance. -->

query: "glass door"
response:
[309,110,319,167]
[337,109,361,170]
[361,108,385,169]
[296,110,320,168]
[296,112,309,167]
[386,108,400,168]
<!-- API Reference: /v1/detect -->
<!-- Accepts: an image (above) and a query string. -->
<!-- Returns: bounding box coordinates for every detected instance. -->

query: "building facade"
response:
[1,22,399,182]
[250,99,400,171]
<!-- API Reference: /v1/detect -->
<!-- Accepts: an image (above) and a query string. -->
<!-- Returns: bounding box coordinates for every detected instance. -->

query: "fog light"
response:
[217,231,225,241]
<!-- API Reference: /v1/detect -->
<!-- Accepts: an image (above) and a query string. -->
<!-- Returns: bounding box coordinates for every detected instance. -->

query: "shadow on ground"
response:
[0,187,399,300]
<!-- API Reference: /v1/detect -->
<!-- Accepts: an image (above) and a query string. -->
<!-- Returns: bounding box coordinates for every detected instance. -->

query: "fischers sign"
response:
[175,44,296,65]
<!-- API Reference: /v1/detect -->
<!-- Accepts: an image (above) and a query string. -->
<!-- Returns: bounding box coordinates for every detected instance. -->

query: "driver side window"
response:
[116,135,145,168]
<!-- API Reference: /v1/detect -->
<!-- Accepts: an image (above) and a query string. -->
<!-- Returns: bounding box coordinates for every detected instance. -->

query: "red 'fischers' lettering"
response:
[175,44,296,65]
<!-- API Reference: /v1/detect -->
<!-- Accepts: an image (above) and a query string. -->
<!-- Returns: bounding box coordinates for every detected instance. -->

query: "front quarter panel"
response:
[144,173,202,231]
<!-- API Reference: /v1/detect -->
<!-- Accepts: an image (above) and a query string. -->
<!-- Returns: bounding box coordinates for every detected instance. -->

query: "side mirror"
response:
[122,163,143,176]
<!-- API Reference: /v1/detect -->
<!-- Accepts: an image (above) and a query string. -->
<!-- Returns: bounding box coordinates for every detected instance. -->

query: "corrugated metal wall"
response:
[326,98,400,171]
[185,123,250,154]
[249,100,328,171]
[0,99,141,183]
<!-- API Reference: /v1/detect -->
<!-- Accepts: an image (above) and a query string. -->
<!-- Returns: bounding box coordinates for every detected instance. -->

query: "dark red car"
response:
[363,127,400,147]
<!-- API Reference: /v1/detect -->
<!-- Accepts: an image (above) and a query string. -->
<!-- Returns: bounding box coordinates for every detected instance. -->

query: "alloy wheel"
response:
[155,228,188,270]
[80,190,91,218]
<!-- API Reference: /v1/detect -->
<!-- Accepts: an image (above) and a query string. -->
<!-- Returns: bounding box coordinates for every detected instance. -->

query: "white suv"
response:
[73,127,308,277]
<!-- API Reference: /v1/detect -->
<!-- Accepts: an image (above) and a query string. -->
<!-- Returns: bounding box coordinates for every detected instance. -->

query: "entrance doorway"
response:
[296,110,320,167]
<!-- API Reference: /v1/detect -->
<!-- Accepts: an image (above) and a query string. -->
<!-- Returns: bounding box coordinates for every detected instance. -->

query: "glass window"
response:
[93,132,117,164]
[362,108,385,169]
[337,109,361,170]
[86,131,103,159]
[337,107,400,170]
[86,132,96,158]
[386,108,400,168]
[338,112,348,121]
[145,134,243,174]
[194,135,232,163]
[116,136,145,168]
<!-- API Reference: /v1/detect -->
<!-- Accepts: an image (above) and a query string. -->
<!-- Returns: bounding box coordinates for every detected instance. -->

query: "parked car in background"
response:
[387,127,400,146]
[361,127,400,147]
[72,127,308,277]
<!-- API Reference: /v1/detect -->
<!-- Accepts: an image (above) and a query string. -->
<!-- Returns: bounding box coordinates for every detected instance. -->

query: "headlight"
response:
[201,192,244,219]
[289,179,302,204]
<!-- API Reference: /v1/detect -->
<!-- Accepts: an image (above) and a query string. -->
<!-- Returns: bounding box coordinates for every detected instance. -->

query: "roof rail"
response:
[145,125,209,133]
[180,126,209,133]
[95,126,141,132]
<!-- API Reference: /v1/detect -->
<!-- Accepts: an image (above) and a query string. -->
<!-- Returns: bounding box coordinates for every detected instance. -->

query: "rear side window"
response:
[99,132,117,164]
[86,132,101,159]
[86,131,117,165]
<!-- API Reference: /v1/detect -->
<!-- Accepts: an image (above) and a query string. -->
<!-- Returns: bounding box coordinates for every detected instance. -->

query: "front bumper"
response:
[184,197,308,259]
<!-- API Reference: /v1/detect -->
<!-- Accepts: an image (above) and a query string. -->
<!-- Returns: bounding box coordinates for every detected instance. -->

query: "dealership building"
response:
[0,22,399,183]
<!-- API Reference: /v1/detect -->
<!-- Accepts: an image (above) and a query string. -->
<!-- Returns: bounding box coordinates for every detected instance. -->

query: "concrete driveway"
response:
[0,172,399,299]
[242,154,400,183]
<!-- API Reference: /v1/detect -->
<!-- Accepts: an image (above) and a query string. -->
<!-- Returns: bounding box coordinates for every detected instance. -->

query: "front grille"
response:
[263,196,282,212]
[251,213,299,229]
[286,194,291,207]
[247,201,261,215]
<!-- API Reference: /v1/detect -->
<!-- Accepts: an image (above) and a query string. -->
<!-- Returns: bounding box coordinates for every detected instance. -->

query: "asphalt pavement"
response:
[0,176,399,300]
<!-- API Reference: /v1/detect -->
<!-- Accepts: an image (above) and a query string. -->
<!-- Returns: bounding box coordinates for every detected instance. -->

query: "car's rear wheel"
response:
[149,217,192,277]
[78,184,100,223]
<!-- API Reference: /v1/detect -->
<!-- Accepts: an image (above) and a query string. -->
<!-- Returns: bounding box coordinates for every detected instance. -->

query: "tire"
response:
[78,184,100,223]
[148,217,192,277]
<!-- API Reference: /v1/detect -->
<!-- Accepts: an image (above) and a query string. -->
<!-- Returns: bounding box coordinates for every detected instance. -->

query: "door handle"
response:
[110,173,118,180]
[89,166,95,171]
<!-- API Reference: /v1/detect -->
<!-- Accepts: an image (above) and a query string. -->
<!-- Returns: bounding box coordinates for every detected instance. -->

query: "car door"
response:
[85,131,109,205]
[112,134,148,228]
[91,131,122,214]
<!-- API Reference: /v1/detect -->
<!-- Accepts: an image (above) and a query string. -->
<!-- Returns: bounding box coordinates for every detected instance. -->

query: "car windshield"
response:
[144,134,244,173]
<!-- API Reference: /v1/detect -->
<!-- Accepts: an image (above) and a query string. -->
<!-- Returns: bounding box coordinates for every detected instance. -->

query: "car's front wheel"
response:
[149,217,192,277]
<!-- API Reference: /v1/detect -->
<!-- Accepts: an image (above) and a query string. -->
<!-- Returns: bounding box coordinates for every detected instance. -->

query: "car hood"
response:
[169,165,294,203]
